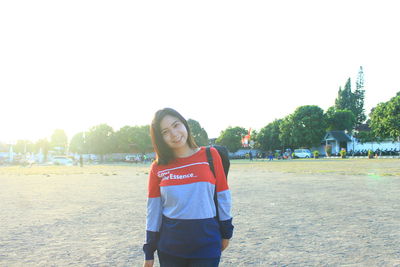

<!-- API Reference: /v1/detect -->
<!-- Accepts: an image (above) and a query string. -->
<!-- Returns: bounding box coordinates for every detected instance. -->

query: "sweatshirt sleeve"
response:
[142,164,163,260]
[210,147,234,239]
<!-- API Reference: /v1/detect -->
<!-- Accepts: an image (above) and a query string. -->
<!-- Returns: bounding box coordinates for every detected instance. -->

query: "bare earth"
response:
[0,159,399,266]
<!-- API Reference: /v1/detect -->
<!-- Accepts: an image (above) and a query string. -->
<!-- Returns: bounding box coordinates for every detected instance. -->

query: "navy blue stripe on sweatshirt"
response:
[158,216,222,259]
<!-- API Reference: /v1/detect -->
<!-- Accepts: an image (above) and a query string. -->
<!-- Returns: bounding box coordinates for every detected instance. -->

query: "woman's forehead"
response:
[160,115,180,129]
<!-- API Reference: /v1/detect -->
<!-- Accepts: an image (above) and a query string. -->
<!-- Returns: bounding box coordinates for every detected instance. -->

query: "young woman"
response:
[143,108,234,267]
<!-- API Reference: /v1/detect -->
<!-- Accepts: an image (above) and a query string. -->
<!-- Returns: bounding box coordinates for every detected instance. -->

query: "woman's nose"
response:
[170,129,178,138]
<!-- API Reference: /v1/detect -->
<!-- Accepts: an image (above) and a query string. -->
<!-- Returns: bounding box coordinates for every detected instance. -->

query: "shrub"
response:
[340,149,346,158]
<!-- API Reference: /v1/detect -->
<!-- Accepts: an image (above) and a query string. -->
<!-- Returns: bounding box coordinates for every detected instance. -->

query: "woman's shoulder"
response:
[150,158,176,170]
[149,161,160,172]
[208,146,222,160]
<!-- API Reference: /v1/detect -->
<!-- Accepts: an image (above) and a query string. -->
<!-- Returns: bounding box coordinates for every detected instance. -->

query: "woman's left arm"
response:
[211,148,234,241]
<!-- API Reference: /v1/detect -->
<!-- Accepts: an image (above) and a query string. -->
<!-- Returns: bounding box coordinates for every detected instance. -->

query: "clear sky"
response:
[1,1,399,143]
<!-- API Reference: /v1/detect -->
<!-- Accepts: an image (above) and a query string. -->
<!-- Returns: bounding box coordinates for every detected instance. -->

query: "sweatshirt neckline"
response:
[174,146,204,162]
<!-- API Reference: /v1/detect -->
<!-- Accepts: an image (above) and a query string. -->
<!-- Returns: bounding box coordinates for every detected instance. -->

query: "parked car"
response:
[52,156,74,166]
[293,149,312,158]
[125,155,141,163]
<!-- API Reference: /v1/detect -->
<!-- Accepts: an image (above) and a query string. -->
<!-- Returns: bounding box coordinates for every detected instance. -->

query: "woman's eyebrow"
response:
[162,120,180,132]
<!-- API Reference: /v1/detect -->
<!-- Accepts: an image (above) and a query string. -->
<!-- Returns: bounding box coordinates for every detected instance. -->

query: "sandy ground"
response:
[0,160,399,266]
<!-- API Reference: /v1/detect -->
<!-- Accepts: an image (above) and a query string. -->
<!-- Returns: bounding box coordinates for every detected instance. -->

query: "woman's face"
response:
[160,115,189,150]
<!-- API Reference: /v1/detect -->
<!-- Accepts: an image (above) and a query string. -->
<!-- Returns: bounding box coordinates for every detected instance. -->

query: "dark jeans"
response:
[158,251,220,267]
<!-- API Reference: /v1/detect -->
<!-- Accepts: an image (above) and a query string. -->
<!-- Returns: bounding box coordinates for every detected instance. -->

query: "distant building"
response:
[312,130,400,156]
[323,131,352,155]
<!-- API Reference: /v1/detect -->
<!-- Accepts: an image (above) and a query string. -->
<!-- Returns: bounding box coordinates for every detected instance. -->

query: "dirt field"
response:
[1,159,399,266]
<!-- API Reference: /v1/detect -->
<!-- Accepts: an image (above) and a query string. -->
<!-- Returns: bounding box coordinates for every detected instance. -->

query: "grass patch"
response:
[231,158,400,176]
[0,159,399,177]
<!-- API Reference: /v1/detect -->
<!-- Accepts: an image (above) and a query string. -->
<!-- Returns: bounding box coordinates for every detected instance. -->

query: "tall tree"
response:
[370,92,400,142]
[216,126,247,152]
[129,125,153,154]
[187,119,209,146]
[325,107,356,131]
[279,105,327,148]
[14,140,34,154]
[279,115,294,148]
[250,129,258,148]
[334,67,367,129]
[50,129,68,153]
[113,125,152,154]
[35,138,50,161]
[335,78,355,112]
[256,119,282,151]
[69,132,86,154]
[356,66,365,89]
[85,124,114,161]
[113,126,135,153]
[0,143,8,152]
[354,66,366,127]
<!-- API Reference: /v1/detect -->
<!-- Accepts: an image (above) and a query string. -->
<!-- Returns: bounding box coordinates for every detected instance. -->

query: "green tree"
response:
[354,130,380,144]
[113,125,152,154]
[14,140,34,154]
[354,66,366,127]
[69,132,86,154]
[370,93,400,142]
[279,105,327,148]
[129,125,153,154]
[250,129,258,148]
[325,108,356,131]
[0,143,8,152]
[256,119,282,151]
[35,138,50,161]
[85,124,114,161]
[334,70,366,128]
[335,79,355,112]
[50,129,68,154]
[188,119,209,146]
[279,115,294,148]
[113,126,135,153]
[216,126,247,152]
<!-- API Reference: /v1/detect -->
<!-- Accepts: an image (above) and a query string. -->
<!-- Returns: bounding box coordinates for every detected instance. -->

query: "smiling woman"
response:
[142,108,234,267]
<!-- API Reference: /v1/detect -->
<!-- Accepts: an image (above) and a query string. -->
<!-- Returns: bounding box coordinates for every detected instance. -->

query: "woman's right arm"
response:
[142,166,163,262]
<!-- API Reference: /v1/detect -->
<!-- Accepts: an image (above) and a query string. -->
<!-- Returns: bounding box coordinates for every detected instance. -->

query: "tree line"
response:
[3,67,399,158]
[2,119,209,161]
[217,67,399,153]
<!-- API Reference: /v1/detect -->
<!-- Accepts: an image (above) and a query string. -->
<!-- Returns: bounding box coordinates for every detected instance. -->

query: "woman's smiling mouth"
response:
[172,136,183,143]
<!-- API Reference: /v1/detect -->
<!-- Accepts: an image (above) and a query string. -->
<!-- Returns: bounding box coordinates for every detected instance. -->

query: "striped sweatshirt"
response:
[143,146,234,260]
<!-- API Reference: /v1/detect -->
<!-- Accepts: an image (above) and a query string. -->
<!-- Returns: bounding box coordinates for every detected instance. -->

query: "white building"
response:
[313,131,400,156]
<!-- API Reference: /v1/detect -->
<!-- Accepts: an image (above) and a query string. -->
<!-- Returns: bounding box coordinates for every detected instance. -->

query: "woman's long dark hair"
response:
[150,108,198,165]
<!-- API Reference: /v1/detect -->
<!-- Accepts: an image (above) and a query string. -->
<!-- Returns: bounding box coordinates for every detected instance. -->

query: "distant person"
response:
[79,155,83,167]
[249,151,253,161]
[143,108,234,267]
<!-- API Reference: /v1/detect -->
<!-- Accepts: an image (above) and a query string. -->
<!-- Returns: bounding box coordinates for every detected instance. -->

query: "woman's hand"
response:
[143,260,154,267]
[221,239,230,251]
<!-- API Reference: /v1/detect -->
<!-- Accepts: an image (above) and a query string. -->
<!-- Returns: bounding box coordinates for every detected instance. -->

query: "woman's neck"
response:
[174,145,200,158]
